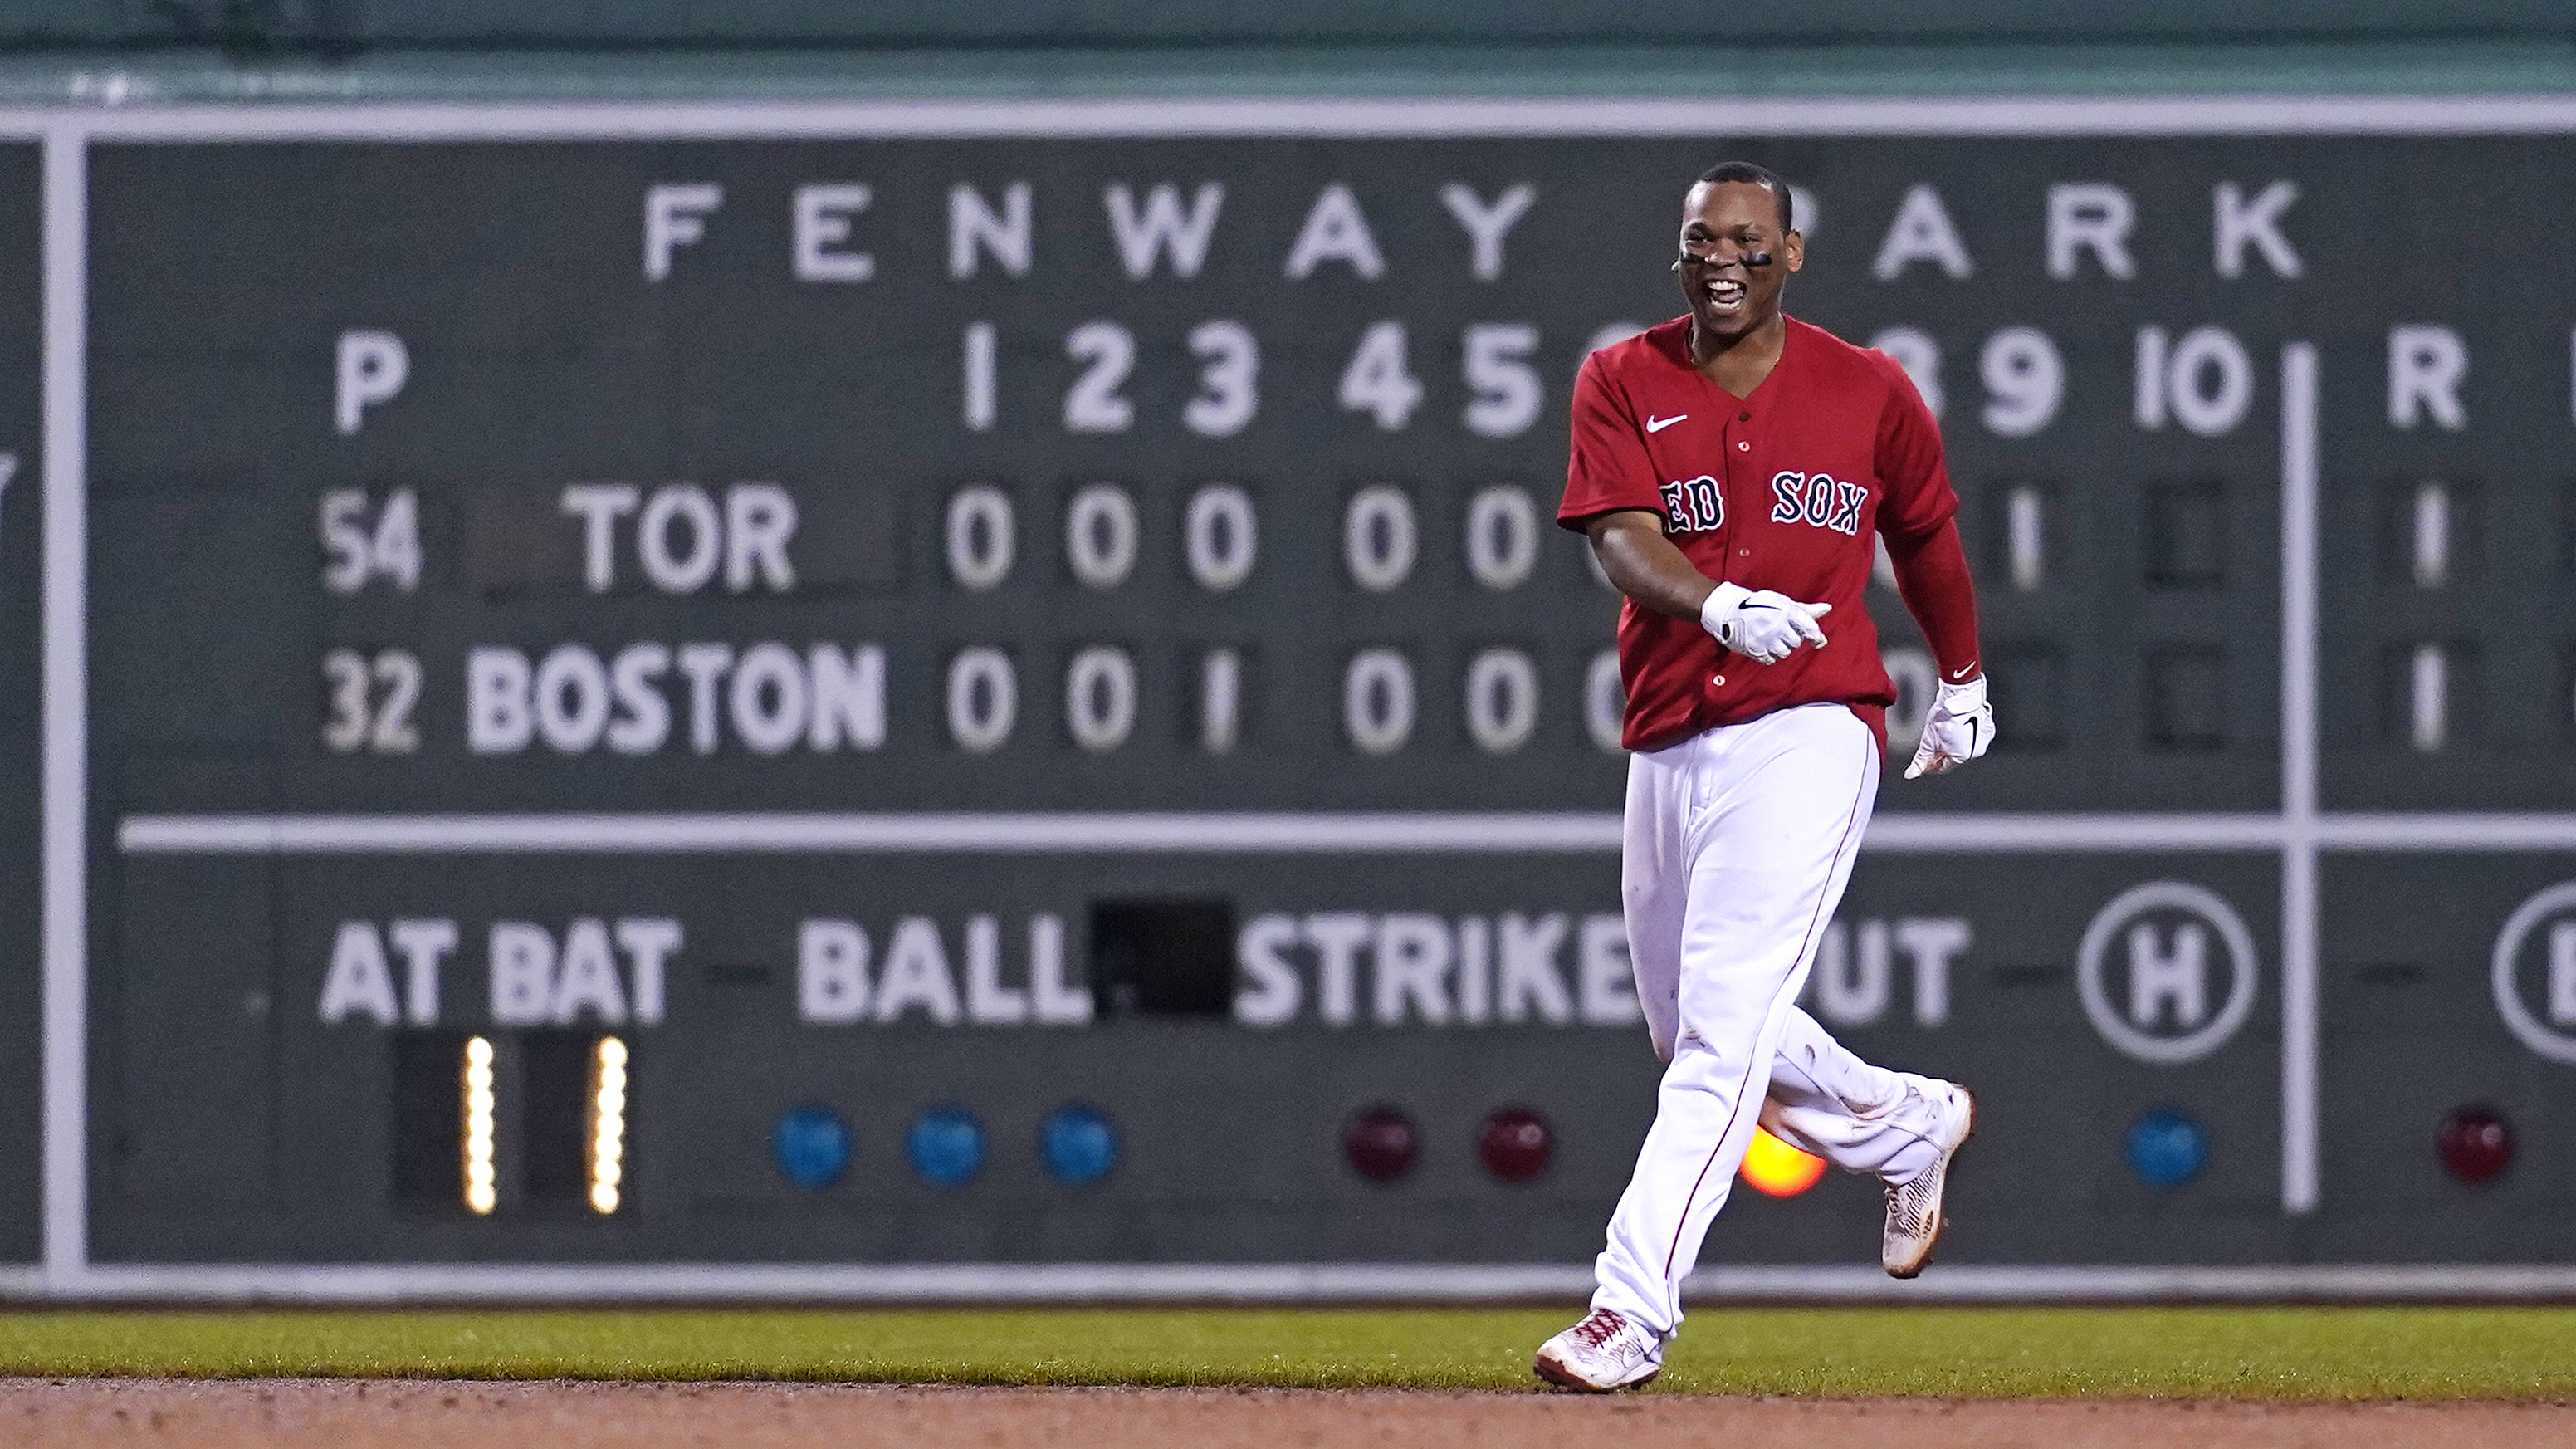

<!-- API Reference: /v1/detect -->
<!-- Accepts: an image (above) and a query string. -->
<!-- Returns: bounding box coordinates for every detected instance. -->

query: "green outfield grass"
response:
[2,1306,2574,1398]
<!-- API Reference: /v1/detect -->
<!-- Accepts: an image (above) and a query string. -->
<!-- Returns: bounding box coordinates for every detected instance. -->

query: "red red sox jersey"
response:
[1558,315,1962,752]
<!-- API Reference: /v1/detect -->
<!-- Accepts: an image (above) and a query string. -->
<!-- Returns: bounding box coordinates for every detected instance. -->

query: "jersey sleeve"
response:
[1887,519,1982,683]
[1557,350,1663,531]
[1870,355,1959,547]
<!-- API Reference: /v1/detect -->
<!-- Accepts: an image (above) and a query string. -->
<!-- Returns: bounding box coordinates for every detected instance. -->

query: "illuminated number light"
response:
[462,1036,496,1216]
[589,1036,628,1214]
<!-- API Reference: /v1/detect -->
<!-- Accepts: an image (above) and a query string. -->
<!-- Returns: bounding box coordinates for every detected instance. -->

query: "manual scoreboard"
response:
[7,119,2574,1277]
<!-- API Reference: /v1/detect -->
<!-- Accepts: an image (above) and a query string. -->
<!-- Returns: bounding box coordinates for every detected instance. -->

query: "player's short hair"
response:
[1694,162,1792,231]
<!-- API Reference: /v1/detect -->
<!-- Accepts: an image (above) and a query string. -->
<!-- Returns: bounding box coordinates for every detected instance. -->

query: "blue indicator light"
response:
[1040,1103,1120,1187]
[770,1104,853,1190]
[907,1105,988,1187]
[2124,1105,2208,1188]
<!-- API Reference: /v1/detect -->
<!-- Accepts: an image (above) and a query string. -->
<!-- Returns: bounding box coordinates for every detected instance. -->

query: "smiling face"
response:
[1676,179,1803,345]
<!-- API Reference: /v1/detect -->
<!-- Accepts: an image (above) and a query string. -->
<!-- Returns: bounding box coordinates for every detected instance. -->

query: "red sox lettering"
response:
[1657,474,1725,532]
[1768,471,1870,536]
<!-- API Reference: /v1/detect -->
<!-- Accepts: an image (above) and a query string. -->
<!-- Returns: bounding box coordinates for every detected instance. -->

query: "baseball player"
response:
[1533,162,1992,1392]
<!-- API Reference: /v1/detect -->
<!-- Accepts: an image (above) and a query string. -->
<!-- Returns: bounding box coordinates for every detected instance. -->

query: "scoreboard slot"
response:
[388,1029,472,1212]
[1089,899,1236,1019]
[522,1031,628,1216]
[2143,646,2228,752]
[2142,480,2228,590]
[1984,642,2065,751]
[2561,648,2576,746]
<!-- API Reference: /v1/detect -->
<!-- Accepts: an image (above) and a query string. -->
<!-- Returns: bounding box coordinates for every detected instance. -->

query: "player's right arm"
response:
[1870,352,1994,776]
[1560,352,1829,665]
[1585,509,1713,620]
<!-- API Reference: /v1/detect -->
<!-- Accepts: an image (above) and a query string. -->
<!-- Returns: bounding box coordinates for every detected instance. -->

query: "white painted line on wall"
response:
[16,1261,2576,1305]
[38,123,87,1285]
[2315,815,2576,849]
[112,810,2576,856]
[1686,1263,2576,1304]
[111,810,2322,855]
[115,811,1630,854]
[2278,341,2321,1217]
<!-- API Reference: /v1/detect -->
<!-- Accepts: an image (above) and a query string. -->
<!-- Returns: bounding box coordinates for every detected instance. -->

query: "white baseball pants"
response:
[1591,702,1953,1338]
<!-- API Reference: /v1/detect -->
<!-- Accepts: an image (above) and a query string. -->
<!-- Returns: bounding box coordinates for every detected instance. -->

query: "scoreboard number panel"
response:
[92,135,2350,817]
[60,124,2576,1277]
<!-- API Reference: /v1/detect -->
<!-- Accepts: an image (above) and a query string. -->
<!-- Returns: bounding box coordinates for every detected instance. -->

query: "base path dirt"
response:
[7,1378,2576,1448]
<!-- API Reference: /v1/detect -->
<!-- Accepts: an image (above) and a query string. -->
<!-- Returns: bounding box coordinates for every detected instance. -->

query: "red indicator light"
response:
[2438,1104,2513,1185]
[1342,1106,1418,1182]
[1478,1105,1553,1184]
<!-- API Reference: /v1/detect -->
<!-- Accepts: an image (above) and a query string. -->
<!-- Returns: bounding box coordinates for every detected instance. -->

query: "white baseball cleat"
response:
[1532,1307,1664,1392]
[1883,1081,1976,1279]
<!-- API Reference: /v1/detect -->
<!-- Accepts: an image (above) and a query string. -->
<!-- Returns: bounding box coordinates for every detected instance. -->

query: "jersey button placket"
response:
[1710,411,1746,701]
[1714,413,1743,581]
[1723,410,1755,572]
[1730,408,1756,557]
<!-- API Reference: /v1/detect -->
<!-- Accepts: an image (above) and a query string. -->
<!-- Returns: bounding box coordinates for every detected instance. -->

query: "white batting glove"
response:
[1905,673,1995,779]
[1700,583,1832,666]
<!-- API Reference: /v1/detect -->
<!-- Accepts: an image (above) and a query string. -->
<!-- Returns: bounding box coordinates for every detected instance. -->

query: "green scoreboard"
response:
[6,100,2575,1295]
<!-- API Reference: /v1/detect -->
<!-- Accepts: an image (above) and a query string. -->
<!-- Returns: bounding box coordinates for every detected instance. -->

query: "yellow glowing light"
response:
[588,1036,628,1215]
[1739,1127,1827,1197]
[462,1035,498,1216]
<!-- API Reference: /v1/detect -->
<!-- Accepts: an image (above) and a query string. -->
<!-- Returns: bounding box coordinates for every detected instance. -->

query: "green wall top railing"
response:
[12,1,2574,49]
[2,1,2570,100]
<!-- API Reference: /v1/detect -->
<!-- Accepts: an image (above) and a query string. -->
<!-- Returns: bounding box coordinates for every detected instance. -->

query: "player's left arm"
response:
[1872,363,1994,778]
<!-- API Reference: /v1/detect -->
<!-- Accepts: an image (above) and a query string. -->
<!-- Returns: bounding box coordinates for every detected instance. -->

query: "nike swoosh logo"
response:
[1645,414,1688,433]
[1948,665,1977,682]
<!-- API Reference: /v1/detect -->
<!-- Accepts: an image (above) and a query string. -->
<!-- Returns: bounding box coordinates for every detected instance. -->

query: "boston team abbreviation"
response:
[0,126,2559,1275]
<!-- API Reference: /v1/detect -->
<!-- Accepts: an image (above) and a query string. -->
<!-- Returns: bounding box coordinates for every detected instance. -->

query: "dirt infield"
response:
[7,1378,2576,1448]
